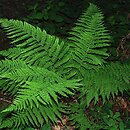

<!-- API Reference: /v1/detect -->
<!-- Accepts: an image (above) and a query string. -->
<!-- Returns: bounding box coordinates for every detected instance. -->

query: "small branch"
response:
[0,97,12,104]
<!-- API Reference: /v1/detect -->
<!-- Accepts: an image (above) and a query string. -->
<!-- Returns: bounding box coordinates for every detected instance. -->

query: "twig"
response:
[0,97,12,104]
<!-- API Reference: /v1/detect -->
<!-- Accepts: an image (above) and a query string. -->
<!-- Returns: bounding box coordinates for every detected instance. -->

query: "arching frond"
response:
[3,79,80,112]
[0,19,70,71]
[0,59,81,128]
[0,103,62,129]
[0,59,80,107]
[80,63,130,106]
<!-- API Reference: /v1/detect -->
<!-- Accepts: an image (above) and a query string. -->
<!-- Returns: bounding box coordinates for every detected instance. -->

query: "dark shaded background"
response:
[0,0,130,51]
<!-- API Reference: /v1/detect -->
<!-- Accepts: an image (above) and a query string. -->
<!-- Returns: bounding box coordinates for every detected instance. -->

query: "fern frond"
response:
[0,48,23,60]
[0,60,58,83]
[0,19,70,71]
[68,3,111,70]
[0,60,28,94]
[0,59,80,110]
[0,79,18,95]
[3,79,80,112]
[0,59,27,73]
[0,103,62,129]
[80,63,130,106]
[0,59,81,128]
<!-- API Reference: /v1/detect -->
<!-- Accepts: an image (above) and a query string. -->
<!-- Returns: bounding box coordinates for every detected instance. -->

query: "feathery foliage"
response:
[0,59,80,129]
[0,19,70,71]
[68,4,110,70]
[0,3,129,129]
[80,63,130,106]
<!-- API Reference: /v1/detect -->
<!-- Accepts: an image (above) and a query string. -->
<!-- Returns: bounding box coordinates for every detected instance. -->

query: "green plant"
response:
[0,3,129,129]
[25,0,69,35]
[102,110,124,130]
[69,102,125,130]
[24,0,86,37]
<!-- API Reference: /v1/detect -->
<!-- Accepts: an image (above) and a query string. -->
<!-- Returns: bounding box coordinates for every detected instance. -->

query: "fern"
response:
[67,3,111,71]
[0,19,70,72]
[0,59,80,128]
[0,3,129,129]
[80,63,130,106]
[0,103,62,129]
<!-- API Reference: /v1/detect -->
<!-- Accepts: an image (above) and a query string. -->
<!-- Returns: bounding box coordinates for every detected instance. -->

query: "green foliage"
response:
[27,1,65,22]
[68,3,110,70]
[24,0,88,37]
[0,19,71,73]
[25,0,70,35]
[98,1,130,63]
[105,2,130,44]
[68,102,125,130]
[0,3,129,129]
[80,63,130,106]
[0,59,80,129]
[69,103,94,130]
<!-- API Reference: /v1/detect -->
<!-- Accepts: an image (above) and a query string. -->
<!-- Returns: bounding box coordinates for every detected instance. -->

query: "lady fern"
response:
[0,60,80,128]
[0,3,129,129]
[68,4,111,69]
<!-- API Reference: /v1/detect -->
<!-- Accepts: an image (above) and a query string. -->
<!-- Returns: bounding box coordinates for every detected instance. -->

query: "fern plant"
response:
[0,3,129,129]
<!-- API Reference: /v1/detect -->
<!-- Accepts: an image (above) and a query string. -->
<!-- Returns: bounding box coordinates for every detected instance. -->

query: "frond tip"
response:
[68,3,111,69]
